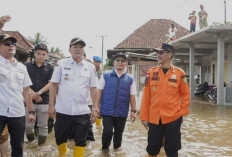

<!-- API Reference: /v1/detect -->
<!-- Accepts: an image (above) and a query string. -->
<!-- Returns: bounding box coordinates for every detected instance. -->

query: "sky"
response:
[1,0,231,64]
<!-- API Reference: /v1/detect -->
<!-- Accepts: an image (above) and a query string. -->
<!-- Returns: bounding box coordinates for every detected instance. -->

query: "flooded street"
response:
[22,100,232,157]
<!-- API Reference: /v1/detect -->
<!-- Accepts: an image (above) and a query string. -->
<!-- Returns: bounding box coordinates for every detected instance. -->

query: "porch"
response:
[170,25,232,105]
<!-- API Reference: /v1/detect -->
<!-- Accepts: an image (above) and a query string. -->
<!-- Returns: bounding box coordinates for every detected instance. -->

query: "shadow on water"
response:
[21,101,232,157]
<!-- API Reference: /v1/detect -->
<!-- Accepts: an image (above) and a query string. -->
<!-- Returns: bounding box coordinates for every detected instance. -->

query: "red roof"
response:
[115,19,189,49]
[4,31,34,53]
[49,52,66,59]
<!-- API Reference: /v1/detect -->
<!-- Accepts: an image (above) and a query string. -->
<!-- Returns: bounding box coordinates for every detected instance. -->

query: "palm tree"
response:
[50,47,61,53]
[29,32,48,45]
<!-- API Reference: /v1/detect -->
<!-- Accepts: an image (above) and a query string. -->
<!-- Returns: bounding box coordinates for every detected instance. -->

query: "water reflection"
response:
[23,101,232,156]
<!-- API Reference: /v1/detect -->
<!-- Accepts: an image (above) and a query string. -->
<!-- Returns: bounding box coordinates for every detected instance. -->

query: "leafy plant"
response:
[29,32,48,45]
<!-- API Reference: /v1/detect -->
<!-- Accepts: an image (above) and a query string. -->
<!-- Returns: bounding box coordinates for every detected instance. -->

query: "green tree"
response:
[50,47,62,53]
[103,58,113,70]
[212,21,232,27]
[29,32,48,45]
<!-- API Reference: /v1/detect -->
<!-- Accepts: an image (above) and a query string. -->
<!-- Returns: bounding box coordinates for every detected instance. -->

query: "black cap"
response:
[70,37,86,47]
[113,52,127,60]
[0,34,17,43]
[34,44,48,51]
[154,43,175,52]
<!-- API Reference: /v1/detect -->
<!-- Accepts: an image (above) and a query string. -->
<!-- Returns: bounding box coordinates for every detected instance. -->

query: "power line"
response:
[96,35,107,64]
[168,0,192,19]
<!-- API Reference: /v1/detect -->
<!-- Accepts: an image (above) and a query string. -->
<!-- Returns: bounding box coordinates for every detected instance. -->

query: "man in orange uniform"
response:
[139,43,190,157]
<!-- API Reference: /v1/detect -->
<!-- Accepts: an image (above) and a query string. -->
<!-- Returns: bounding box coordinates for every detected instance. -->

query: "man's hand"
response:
[130,112,136,123]
[91,107,100,123]
[142,120,149,130]
[32,92,40,100]
[34,96,42,103]
[28,113,35,123]
[47,106,56,119]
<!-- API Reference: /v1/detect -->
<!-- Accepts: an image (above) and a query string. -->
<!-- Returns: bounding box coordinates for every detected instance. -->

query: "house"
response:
[46,52,65,65]
[170,25,232,105]
[107,19,189,110]
[4,31,65,64]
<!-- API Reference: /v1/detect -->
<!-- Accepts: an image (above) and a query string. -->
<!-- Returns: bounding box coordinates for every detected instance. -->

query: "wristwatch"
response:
[92,107,100,112]
[37,91,42,95]
[131,110,136,113]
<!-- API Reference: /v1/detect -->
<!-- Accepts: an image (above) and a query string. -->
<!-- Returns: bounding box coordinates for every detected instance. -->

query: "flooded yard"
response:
[21,100,232,157]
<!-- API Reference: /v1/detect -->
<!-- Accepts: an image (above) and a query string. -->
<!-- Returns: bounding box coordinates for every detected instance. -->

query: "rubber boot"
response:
[57,143,68,156]
[38,135,47,146]
[74,146,85,157]
[26,133,35,142]
[96,118,102,126]
[47,118,54,134]
[48,126,53,134]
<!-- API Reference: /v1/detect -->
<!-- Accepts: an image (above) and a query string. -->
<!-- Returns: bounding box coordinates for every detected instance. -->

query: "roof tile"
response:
[115,19,189,49]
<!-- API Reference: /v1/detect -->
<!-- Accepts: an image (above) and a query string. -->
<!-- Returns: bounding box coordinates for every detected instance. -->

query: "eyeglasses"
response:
[0,41,16,47]
[115,59,126,63]
[157,51,170,55]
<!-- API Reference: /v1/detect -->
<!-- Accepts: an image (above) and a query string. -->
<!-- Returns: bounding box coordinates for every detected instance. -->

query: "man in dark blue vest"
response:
[96,52,137,150]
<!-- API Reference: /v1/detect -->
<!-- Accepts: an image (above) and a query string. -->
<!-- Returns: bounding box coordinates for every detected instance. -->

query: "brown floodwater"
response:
[20,100,232,157]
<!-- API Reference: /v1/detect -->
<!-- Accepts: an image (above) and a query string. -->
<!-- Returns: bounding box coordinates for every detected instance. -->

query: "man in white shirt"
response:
[48,37,98,157]
[0,34,35,157]
[92,56,104,126]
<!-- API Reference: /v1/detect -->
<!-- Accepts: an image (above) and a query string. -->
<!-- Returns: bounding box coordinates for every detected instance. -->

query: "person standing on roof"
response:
[198,4,208,29]
[168,23,177,41]
[188,11,197,32]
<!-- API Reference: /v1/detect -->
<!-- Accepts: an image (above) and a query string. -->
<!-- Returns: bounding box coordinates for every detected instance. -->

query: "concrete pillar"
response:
[189,43,195,99]
[217,37,225,105]
[227,45,232,83]
[135,65,140,111]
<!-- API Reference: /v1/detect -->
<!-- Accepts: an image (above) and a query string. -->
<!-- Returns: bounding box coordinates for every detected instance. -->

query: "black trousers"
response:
[87,105,95,141]
[146,117,182,157]
[54,112,90,146]
[102,115,127,149]
[0,116,25,157]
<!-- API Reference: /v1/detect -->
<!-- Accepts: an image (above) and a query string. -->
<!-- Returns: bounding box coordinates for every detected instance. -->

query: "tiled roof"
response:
[49,52,66,60]
[115,19,189,49]
[4,31,34,53]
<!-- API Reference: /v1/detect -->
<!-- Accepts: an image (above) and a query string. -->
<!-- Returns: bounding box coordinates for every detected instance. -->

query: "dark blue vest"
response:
[101,69,133,117]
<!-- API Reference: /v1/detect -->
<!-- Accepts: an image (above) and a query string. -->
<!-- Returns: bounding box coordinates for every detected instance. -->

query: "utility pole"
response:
[224,0,227,24]
[96,35,107,64]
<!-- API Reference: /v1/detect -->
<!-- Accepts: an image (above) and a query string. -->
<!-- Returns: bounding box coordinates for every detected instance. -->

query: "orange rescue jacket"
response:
[139,65,190,125]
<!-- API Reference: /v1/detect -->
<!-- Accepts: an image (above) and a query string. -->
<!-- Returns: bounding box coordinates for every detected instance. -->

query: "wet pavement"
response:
[21,100,232,157]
